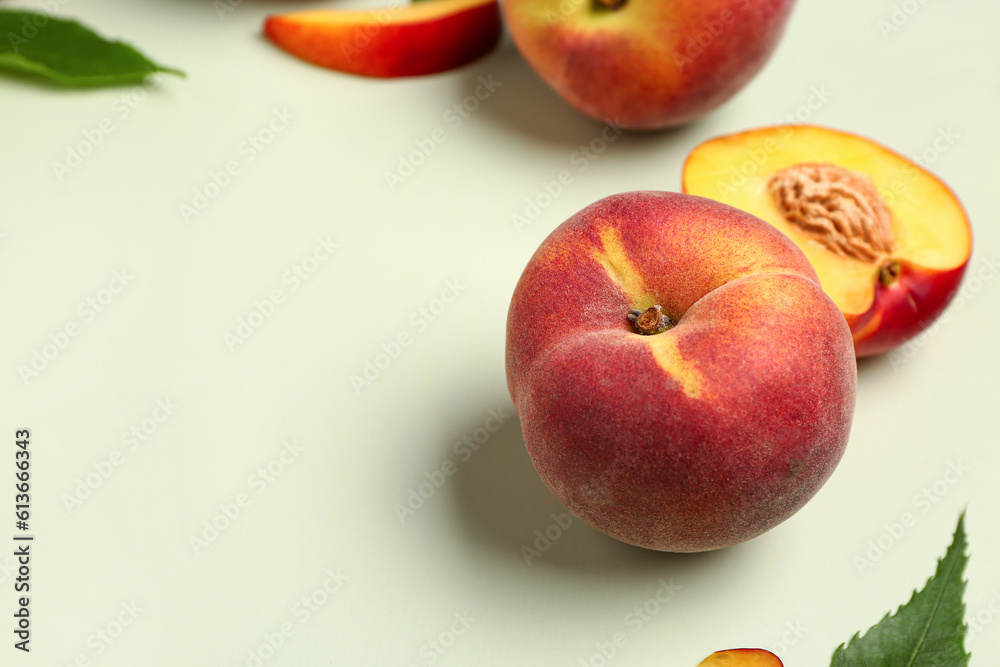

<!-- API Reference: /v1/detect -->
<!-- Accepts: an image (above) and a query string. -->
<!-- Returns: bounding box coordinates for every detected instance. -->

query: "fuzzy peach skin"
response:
[502,0,796,129]
[264,0,501,78]
[698,649,783,666]
[506,192,856,552]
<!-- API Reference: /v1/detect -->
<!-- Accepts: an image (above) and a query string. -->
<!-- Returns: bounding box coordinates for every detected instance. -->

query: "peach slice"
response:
[264,0,502,78]
[698,649,783,666]
[683,125,972,357]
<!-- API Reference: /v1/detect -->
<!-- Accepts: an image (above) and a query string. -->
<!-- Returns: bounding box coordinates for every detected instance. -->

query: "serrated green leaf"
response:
[0,10,183,86]
[831,512,970,667]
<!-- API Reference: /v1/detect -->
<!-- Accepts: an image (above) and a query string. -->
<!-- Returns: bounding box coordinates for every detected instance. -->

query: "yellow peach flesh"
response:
[682,125,971,316]
[697,648,783,666]
[278,0,494,27]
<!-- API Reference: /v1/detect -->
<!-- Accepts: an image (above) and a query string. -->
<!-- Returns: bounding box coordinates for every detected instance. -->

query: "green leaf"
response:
[0,10,183,86]
[831,512,970,667]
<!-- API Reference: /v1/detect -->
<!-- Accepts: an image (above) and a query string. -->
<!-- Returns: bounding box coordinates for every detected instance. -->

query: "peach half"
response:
[697,649,783,666]
[683,125,972,357]
[264,0,501,78]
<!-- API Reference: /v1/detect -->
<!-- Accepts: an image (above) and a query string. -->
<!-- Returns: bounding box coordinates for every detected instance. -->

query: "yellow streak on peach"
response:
[642,332,705,399]
[591,225,657,310]
[851,307,883,340]
[591,225,704,399]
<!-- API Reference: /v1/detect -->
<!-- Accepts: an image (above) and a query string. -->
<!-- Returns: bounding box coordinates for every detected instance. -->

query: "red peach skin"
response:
[502,0,796,129]
[264,0,501,78]
[506,191,856,552]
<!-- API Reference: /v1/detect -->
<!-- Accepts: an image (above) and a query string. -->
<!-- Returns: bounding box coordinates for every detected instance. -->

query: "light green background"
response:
[2,0,998,664]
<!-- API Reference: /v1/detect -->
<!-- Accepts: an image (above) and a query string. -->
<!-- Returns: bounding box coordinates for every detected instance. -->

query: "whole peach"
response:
[506,191,856,552]
[502,0,797,129]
